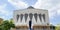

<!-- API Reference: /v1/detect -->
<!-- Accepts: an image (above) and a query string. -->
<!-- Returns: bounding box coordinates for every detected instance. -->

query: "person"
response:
[29,20,32,30]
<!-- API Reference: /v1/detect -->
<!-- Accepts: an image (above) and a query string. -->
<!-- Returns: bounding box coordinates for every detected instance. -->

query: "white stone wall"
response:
[13,9,49,26]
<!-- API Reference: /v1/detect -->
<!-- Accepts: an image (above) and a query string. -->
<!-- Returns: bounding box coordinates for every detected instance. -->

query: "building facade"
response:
[13,6,50,30]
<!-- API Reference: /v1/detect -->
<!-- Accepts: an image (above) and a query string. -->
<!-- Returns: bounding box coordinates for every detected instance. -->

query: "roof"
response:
[27,6,34,9]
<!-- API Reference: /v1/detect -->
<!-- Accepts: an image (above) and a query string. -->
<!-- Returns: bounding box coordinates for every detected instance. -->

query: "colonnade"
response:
[16,13,46,23]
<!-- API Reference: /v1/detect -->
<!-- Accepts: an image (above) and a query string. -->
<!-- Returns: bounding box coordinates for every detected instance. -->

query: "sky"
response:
[0,0,60,25]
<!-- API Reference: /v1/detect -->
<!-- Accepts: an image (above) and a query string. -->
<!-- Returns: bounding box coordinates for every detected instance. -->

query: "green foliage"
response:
[55,24,60,30]
[0,20,15,30]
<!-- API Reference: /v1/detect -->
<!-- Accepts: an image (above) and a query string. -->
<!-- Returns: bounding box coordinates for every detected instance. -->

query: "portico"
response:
[13,6,50,30]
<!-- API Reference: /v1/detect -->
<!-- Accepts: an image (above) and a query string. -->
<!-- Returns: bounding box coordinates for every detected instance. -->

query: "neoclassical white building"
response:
[13,6,50,30]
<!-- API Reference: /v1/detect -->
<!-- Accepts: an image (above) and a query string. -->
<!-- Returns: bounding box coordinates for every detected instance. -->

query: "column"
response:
[22,14,25,24]
[41,15,44,24]
[29,13,33,28]
[37,14,41,25]
[42,14,45,22]
[16,15,19,25]
[18,15,21,25]
[27,14,30,26]
[32,13,36,25]
[42,14,45,25]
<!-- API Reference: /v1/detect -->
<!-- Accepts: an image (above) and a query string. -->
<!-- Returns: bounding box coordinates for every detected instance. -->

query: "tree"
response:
[9,20,15,28]
[0,18,3,25]
[0,20,15,30]
[55,24,60,30]
[0,18,3,30]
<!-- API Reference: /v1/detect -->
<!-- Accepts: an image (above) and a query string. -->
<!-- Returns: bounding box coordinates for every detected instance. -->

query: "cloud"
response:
[33,0,60,25]
[0,4,12,20]
[0,0,29,20]
[0,4,9,16]
[33,0,60,19]
[57,10,60,15]
[8,0,29,9]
